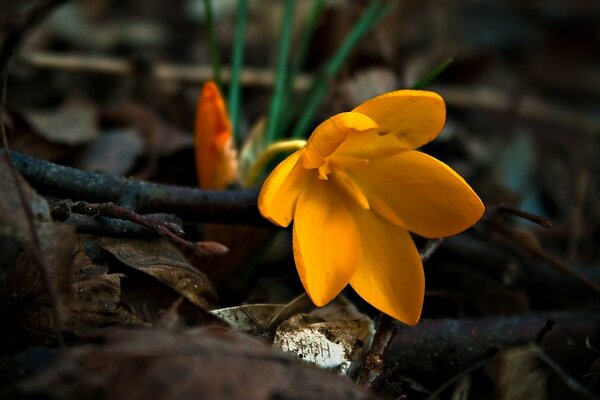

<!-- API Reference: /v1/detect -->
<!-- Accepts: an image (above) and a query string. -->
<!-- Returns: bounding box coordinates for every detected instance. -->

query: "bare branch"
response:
[2,149,265,225]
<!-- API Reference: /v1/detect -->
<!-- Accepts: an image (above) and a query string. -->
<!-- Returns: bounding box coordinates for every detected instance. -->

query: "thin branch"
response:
[0,0,68,73]
[536,349,597,399]
[486,203,552,228]
[19,51,312,90]
[536,319,556,345]
[356,313,397,387]
[0,0,69,346]
[358,237,446,388]
[490,219,600,296]
[436,85,600,136]
[2,149,264,225]
[58,200,229,259]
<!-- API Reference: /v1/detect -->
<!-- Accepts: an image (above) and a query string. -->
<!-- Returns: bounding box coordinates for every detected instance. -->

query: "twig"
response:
[486,204,600,296]
[427,356,493,400]
[356,313,397,387]
[18,51,313,90]
[490,219,600,296]
[536,319,556,345]
[536,349,597,399]
[358,238,446,388]
[486,203,552,228]
[420,238,445,263]
[0,0,68,73]
[0,0,69,346]
[436,85,600,136]
[1,149,264,225]
[58,200,228,259]
[60,213,158,237]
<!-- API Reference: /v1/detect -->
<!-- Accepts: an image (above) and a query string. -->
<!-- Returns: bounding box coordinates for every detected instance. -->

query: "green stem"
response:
[228,0,249,144]
[243,139,307,187]
[290,0,396,138]
[264,0,296,144]
[288,0,325,91]
[203,0,221,88]
[411,58,454,90]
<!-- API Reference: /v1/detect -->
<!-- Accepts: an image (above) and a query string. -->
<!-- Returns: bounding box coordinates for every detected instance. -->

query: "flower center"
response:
[315,159,370,210]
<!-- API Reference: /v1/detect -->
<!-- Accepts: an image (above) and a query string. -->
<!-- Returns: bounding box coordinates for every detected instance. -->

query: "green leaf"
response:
[227,0,249,144]
[264,0,296,145]
[411,58,454,90]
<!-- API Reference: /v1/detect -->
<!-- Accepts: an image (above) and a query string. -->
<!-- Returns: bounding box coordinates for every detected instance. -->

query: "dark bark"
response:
[2,149,264,225]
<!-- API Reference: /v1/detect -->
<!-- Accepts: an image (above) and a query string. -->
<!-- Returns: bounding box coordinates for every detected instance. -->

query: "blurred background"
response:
[1,1,599,398]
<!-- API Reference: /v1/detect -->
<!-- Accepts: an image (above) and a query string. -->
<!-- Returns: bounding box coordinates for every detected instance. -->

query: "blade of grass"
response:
[275,0,325,141]
[411,57,453,89]
[203,0,221,88]
[290,0,397,138]
[287,0,325,92]
[227,0,249,144]
[264,0,296,144]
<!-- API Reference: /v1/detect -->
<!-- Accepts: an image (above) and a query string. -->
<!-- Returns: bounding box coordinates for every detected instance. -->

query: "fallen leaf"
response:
[74,129,145,175]
[213,296,374,374]
[494,345,547,400]
[98,237,218,309]
[22,95,99,146]
[2,238,147,343]
[19,327,376,400]
[0,157,51,242]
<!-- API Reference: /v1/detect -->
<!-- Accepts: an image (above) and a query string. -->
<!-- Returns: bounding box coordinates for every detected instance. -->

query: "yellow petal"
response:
[258,151,305,227]
[349,213,424,325]
[348,150,484,238]
[303,112,379,169]
[348,90,445,151]
[195,81,238,189]
[293,177,361,306]
[331,167,370,210]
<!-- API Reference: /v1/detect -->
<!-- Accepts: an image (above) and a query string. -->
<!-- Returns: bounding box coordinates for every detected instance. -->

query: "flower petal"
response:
[350,212,423,325]
[293,177,361,306]
[258,151,305,227]
[350,90,445,151]
[303,112,379,169]
[195,81,237,189]
[349,150,484,238]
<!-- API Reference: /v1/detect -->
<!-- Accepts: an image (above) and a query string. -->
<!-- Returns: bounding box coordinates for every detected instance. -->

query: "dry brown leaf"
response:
[2,238,147,342]
[19,327,377,400]
[494,345,547,400]
[98,237,218,309]
[21,95,99,146]
[0,108,70,161]
[0,159,77,334]
[0,157,52,242]
[74,129,145,175]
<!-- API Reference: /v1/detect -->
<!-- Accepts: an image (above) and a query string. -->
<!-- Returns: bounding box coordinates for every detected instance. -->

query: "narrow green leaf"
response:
[264,0,296,144]
[290,0,397,138]
[411,58,454,90]
[288,0,325,91]
[203,0,221,88]
[228,0,249,144]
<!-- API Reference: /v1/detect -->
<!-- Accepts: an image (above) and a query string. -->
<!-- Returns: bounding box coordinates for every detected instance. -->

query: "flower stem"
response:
[290,0,397,139]
[411,58,454,90]
[243,139,307,187]
[264,0,296,144]
[202,0,221,88]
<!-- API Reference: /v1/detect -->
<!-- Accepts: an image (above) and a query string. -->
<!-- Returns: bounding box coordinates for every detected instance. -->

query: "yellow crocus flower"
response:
[258,90,484,325]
